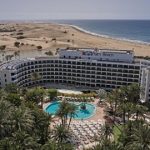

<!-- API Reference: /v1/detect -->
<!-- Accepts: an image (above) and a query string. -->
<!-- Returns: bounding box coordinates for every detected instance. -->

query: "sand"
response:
[0,23,150,61]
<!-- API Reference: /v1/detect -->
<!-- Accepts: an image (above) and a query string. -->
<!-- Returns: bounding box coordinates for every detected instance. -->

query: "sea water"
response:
[52,20,150,44]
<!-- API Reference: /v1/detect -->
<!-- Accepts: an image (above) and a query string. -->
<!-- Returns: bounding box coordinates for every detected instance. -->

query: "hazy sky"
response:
[0,0,150,20]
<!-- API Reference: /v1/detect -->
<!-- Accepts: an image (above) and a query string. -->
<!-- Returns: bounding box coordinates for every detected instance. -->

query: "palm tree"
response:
[117,86,130,125]
[100,123,113,141]
[0,137,15,149]
[5,55,14,61]
[0,89,6,100]
[36,87,45,108]
[11,106,34,133]
[2,51,6,61]
[30,72,42,91]
[56,101,77,127]
[8,131,40,149]
[134,104,148,121]
[126,83,141,104]
[126,123,150,150]
[4,83,19,94]
[67,104,77,129]
[0,86,53,149]
[30,72,41,83]
[14,50,20,59]
[32,106,51,144]
[6,93,21,107]
[91,138,123,150]
[19,87,28,98]
[56,101,69,126]
[47,88,57,101]
[26,87,45,108]
[96,88,107,102]
[41,140,58,150]
[0,99,14,139]
[107,87,130,126]
[124,102,134,121]
[53,125,69,144]
[81,96,87,110]
[107,89,120,121]
[0,89,13,139]
[41,139,73,150]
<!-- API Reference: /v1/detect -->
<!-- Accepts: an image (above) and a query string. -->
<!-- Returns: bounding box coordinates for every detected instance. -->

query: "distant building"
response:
[0,48,149,102]
[59,48,134,63]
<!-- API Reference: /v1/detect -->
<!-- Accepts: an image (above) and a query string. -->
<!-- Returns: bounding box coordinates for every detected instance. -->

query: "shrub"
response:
[5,83,19,94]
[20,43,24,46]
[6,93,21,106]
[37,45,42,50]
[45,51,53,56]
[16,32,24,35]
[47,89,57,100]
[0,45,6,50]
[26,87,45,104]
[16,36,25,39]
[63,30,67,33]
[51,38,56,41]
[14,41,20,47]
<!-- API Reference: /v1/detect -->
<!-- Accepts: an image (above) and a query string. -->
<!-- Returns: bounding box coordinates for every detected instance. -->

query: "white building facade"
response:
[0,48,150,102]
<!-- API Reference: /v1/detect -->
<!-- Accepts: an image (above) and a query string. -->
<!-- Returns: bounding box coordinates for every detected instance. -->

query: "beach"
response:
[0,23,150,61]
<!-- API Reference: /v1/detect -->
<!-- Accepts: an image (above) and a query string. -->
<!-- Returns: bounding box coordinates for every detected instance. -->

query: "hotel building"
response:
[0,48,150,102]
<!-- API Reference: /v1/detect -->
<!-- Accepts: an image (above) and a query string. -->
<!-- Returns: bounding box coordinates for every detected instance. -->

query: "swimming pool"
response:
[45,101,96,120]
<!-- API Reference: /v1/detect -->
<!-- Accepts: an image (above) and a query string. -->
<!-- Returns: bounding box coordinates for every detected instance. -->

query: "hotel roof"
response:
[61,47,134,54]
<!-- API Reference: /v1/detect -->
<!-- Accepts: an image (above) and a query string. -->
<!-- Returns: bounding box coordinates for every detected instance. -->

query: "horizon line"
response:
[0,18,150,23]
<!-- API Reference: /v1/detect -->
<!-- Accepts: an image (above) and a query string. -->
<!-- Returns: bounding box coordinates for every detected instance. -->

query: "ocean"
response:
[52,20,150,44]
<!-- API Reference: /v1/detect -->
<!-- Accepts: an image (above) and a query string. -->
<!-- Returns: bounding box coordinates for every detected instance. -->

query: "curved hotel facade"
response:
[0,48,150,102]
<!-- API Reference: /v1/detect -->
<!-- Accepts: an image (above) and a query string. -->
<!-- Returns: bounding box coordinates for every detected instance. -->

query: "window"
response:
[12,78,15,81]
[11,73,15,76]
[107,64,112,67]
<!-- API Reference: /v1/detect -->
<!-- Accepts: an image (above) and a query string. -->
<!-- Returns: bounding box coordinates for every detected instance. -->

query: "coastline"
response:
[1,20,150,45]
[2,20,150,45]
[68,24,150,46]
[0,22,150,58]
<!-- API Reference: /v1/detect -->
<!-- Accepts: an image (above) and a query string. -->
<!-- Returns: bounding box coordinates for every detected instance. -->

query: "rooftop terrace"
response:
[62,47,134,54]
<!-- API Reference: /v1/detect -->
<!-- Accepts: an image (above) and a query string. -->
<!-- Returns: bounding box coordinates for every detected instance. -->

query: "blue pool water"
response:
[45,102,96,120]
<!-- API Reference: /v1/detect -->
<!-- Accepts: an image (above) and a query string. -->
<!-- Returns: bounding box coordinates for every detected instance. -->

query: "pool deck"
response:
[43,98,106,150]
[57,89,83,95]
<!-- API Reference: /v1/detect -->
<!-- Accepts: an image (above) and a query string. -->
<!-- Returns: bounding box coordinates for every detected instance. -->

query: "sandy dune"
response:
[0,23,150,60]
